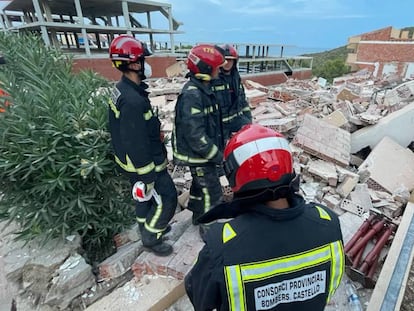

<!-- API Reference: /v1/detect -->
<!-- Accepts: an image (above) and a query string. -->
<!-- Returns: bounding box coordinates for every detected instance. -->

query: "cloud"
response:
[207,0,222,5]
[230,0,367,20]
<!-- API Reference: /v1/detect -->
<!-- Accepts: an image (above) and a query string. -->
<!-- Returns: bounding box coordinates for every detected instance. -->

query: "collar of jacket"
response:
[189,75,214,95]
[249,194,305,221]
[198,193,306,223]
[121,75,149,97]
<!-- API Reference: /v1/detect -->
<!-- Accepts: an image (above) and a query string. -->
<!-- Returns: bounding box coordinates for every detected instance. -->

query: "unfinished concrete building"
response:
[347,26,414,79]
[0,0,313,83]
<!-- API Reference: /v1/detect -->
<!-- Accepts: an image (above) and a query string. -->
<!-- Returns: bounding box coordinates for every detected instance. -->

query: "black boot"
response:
[192,212,203,225]
[139,223,171,236]
[141,226,173,257]
[143,242,173,256]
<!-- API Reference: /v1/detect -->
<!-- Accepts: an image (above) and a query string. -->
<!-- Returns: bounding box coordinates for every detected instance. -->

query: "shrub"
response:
[0,32,134,262]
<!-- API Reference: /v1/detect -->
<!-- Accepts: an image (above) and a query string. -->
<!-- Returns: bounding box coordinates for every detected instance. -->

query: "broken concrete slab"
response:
[45,255,95,309]
[351,102,414,153]
[322,110,348,127]
[307,159,338,186]
[258,117,297,133]
[358,136,414,193]
[293,114,351,166]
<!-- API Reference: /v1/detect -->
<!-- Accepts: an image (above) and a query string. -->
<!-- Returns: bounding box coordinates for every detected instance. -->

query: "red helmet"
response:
[187,44,226,79]
[224,124,293,193]
[109,35,148,69]
[220,44,238,60]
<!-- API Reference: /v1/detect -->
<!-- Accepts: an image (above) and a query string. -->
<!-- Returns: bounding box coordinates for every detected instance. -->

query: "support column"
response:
[146,11,154,51]
[32,0,51,46]
[122,0,132,35]
[73,0,90,55]
[167,7,175,53]
[40,0,59,47]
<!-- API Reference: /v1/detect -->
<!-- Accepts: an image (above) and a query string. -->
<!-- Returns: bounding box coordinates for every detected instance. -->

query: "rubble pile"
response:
[2,70,414,310]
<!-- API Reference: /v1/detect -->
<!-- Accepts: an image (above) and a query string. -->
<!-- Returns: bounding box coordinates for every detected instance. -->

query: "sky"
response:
[0,0,412,56]
[151,0,414,55]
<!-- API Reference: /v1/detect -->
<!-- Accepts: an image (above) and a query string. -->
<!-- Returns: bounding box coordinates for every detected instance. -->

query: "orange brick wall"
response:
[361,27,393,41]
[358,43,414,62]
[73,56,179,81]
[73,56,312,86]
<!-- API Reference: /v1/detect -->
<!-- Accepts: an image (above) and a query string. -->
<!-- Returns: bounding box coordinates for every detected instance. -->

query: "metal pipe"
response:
[345,215,376,253]
[347,219,386,258]
[359,224,395,274]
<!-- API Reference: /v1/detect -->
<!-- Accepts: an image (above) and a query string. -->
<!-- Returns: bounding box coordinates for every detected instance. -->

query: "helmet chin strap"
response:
[128,59,146,80]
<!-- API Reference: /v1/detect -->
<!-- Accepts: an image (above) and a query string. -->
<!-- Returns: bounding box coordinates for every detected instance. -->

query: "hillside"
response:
[302,45,348,69]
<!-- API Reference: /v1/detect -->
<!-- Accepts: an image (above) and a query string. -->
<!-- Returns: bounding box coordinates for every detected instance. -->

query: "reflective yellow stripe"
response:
[242,106,250,112]
[328,241,344,301]
[223,110,247,123]
[225,265,245,311]
[315,205,331,221]
[155,159,167,172]
[223,223,237,244]
[115,155,155,175]
[143,109,153,120]
[188,86,198,90]
[224,241,344,309]
[108,99,120,118]
[189,195,202,201]
[173,151,210,164]
[204,106,216,114]
[241,245,331,281]
[202,187,210,214]
[136,216,145,223]
[148,196,163,230]
[213,85,227,91]
[191,107,201,114]
[206,145,218,160]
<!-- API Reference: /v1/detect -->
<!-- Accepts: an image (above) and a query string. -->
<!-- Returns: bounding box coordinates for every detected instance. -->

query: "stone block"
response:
[293,114,351,166]
[358,136,414,193]
[132,224,203,281]
[45,255,95,309]
[322,110,348,127]
[336,175,359,198]
[98,241,143,281]
[307,159,338,186]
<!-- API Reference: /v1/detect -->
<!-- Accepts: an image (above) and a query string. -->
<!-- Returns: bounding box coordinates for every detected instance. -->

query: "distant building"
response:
[347,26,414,79]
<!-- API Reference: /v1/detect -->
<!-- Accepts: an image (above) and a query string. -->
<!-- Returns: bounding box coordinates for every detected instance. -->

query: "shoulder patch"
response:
[191,107,201,115]
[222,223,237,244]
[315,205,331,221]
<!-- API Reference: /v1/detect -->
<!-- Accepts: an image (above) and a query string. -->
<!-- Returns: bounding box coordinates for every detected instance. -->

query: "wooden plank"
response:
[148,281,185,311]
[367,202,414,311]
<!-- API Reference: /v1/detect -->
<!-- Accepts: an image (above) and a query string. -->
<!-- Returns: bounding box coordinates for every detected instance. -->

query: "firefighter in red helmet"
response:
[108,35,177,256]
[213,44,252,142]
[172,44,226,235]
[185,124,344,310]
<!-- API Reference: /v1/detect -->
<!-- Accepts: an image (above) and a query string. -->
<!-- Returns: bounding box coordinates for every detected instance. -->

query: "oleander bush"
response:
[0,32,134,262]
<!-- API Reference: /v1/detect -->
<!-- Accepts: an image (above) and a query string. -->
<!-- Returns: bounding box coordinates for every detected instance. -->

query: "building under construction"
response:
[0,0,312,82]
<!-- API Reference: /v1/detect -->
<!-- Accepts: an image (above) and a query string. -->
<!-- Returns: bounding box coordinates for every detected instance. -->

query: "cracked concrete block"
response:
[307,159,338,186]
[351,102,414,153]
[293,114,351,166]
[336,175,359,198]
[322,110,348,127]
[358,136,414,193]
[45,255,95,309]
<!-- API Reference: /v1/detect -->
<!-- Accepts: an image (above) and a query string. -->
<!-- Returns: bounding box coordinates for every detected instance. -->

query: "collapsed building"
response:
[2,64,414,310]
